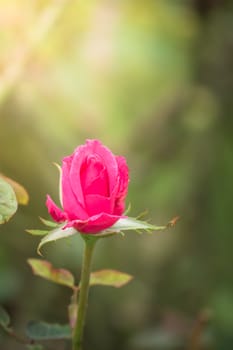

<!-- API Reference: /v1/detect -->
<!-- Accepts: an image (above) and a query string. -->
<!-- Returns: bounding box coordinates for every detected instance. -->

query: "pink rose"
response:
[46,140,129,233]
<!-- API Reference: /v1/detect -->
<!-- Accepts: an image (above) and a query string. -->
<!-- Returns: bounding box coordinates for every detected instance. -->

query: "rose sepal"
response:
[35,216,171,255]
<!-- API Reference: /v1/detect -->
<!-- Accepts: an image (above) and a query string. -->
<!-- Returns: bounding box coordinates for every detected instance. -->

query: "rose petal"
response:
[85,140,118,193]
[46,195,67,223]
[114,197,125,216]
[85,168,109,196]
[114,156,129,215]
[64,213,121,233]
[81,156,109,196]
[62,156,88,220]
[85,194,112,216]
[69,144,90,204]
[81,155,103,188]
[116,156,129,197]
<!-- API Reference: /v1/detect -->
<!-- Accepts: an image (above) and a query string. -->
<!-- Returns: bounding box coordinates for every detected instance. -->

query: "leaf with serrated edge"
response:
[26,321,71,340]
[90,269,133,288]
[37,226,78,255]
[28,259,75,288]
[26,229,49,236]
[0,306,10,328]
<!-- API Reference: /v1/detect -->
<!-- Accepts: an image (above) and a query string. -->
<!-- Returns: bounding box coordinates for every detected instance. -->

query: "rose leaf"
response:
[0,177,18,224]
[89,269,133,288]
[26,321,71,340]
[28,259,75,289]
[0,174,29,205]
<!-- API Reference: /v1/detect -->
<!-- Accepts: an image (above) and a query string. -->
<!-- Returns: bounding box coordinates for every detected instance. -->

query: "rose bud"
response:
[46,139,129,233]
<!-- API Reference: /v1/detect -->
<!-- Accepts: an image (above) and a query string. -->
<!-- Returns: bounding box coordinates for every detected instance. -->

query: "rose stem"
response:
[72,236,97,350]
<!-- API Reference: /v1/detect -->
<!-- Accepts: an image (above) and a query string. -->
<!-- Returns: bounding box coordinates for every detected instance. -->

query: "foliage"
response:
[28,259,75,289]
[26,321,71,340]
[0,177,17,224]
[0,175,29,224]
[90,270,133,288]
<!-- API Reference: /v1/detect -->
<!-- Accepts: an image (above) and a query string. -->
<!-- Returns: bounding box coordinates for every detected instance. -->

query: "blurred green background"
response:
[0,0,233,349]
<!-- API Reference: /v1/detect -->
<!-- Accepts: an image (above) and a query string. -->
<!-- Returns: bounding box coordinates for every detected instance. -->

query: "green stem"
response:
[72,236,97,350]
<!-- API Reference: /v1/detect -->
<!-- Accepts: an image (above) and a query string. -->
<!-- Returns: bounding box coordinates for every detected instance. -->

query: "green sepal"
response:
[39,217,59,228]
[26,230,49,236]
[94,217,167,237]
[106,217,166,232]
[53,162,63,207]
[37,226,78,255]
[36,217,170,254]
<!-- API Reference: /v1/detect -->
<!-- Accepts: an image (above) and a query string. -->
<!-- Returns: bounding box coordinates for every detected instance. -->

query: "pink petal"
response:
[81,154,103,188]
[85,140,118,193]
[64,213,122,233]
[69,145,90,204]
[46,195,67,223]
[81,156,109,196]
[114,156,129,215]
[85,194,112,216]
[62,156,88,220]
[116,156,129,196]
[114,197,125,216]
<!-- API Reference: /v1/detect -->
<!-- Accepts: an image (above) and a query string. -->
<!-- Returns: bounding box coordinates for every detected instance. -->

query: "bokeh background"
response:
[0,0,233,349]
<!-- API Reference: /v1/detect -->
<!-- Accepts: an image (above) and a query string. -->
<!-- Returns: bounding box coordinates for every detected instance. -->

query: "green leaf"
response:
[0,174,29,205]
[26,229,49,236]
[28,259,75,288]
[0,305,10,328]
[26,321,71,340]
[0,177,18,224]
[37,226,78,255]
[26,345,45,350]
[90,269,133,288]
